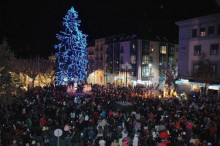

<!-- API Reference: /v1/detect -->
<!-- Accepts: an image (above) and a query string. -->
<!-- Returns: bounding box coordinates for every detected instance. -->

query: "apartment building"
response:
[87,34,178,89]
[176,13,220,95]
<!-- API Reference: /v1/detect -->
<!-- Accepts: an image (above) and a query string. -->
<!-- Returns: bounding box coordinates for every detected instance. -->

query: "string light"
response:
[54,7,88,85]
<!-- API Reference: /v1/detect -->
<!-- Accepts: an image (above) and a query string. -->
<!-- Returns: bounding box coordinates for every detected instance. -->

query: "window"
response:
[120,46,124,53]
[208,26,214,35]
[132,44,136,50]
[200,27,206,37]
[193,64,199,76]
[142,55,149,64]
[159,55,166,64]
[192,29,197,37]
[100,44,103,51]
[210,44,219,55]
[130,55,136,64]
[160,46,166,54]
[168,56,175,63]
[218,25,220,34]
[168,45,175,55]
[210,64,217,73]
[194,45,201,56]
[142,41,149,54]
[149,67,153,76]
[142,66,148,77]
[120,56,124,64]
[150,56,153,63]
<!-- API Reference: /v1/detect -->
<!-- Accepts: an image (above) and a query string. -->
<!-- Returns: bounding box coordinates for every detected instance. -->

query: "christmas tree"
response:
[54,7,88,85]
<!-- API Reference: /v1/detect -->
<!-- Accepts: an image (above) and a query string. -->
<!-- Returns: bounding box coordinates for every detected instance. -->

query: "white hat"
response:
[32,140,36,144]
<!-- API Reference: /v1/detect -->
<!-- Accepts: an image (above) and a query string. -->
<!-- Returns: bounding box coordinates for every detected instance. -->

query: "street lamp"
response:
[148,63,152,87]
[121,62,132,87]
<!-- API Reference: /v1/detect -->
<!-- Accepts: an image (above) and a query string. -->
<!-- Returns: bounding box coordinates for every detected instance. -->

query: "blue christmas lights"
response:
[54,7,88,85]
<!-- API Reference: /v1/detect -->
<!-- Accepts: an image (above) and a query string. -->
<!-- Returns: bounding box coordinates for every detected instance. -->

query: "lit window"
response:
[210,44,218,55]
[200,27,206,37]
[150,45,154,52]
[142,66,148,77]
[194,45,201,56]
[142,55,149,64]
[132,44,136,49]
[169,57,175,63]
[160,46,166,54]
[130,55,136,64]
[151,48,154,52]
[132,44,136,52]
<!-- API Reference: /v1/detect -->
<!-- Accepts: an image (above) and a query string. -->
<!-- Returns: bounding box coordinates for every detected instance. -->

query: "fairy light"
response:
[54,7,88,85]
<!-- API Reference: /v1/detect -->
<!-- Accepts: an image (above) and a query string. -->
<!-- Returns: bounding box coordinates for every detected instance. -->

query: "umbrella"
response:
[158,125,166,131]
[160,132,169,139]
[64,124,70,131]
[186,122,193,129]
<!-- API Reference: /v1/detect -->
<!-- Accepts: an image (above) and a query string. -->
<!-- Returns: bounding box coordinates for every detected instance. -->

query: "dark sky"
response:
[0,0,220,58]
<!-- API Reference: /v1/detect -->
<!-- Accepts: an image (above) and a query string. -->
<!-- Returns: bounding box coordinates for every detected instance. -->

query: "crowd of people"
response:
[0,84,219,146]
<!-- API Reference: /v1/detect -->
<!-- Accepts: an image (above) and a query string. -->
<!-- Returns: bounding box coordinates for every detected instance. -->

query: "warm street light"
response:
[121,62,132,87]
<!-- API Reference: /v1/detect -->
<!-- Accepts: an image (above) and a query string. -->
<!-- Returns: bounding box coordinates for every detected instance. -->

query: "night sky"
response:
[0,0,220,58]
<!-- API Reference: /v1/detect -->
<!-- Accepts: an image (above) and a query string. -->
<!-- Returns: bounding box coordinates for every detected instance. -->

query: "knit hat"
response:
[32,140,36,144]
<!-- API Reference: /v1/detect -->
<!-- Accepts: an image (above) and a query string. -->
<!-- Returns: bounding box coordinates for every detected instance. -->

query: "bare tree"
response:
[194,54,214,95]
[163,64,178,90]
[38,59,55,85]
[17,56,40,88]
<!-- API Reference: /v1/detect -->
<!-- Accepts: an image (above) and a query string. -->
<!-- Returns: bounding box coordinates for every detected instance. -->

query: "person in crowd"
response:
[0,84,219,146]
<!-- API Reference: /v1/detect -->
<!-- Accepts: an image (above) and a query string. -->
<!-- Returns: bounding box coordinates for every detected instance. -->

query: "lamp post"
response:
[121,62,132,87]
[148,63,152,87]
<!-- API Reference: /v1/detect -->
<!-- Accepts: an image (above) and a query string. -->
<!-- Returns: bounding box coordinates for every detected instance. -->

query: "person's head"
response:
[13,140,17,144]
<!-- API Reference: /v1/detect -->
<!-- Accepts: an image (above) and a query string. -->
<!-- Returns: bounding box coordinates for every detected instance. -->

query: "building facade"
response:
[87,34,178,89]
[176,13,220,96]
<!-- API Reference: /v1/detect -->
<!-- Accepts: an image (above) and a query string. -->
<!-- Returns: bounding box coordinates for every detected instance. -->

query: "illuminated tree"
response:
[0,38,23,104]
[54,7,88,85]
